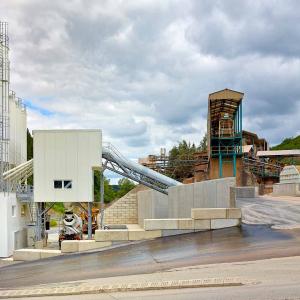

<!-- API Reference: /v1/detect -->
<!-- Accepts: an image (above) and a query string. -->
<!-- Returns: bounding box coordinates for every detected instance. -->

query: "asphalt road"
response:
[2,195,300,289]
[1,224,300,289]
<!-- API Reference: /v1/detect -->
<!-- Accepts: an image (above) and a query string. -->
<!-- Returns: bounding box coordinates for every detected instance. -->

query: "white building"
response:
[33,129,102,203]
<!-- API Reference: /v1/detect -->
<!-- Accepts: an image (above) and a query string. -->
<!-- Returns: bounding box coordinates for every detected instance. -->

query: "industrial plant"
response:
[0,20,300,264]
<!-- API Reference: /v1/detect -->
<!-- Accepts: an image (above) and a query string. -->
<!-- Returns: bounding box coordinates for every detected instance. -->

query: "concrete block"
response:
[95,229,129,241]
[191,208,227,220]
[128,230,162,240]
[194,219,211,230]
[77,240,112,252]
[40,250,62,259]
[178,218,195,230]
[211,218,240,230]
[144,219,179,230]
[61,240,79,253]
[34,240,43,249]
[235,186,256,198]
[162,229,195,237]
[226,208,242,219]
[13,249,41,261]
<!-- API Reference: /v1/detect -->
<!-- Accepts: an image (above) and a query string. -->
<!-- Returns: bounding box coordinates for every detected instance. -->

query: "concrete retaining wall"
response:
[169,177,236,218]
[272,183,300,197]
[235,186,257,198]
[137,177,236,224]
[137,190,168,227]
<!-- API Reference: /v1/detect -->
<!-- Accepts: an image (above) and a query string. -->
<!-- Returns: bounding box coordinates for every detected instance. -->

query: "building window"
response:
[12,205,16,217]
[54,180,62,189]
[64,180,72,189]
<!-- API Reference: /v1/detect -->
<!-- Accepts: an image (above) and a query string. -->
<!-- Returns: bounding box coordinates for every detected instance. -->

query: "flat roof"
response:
[257,150,300,157]
[33,129,102,133]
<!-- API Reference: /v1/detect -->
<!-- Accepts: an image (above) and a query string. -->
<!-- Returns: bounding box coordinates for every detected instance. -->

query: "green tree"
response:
[168,140,199,180]
[27,129,33,160]
[116,178,136,198]
[94,171,117,203]
[27,129,33,185]
[199,133,207,152]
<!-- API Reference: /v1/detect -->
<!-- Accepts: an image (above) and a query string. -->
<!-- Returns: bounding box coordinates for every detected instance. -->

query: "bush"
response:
[50,219,58,227]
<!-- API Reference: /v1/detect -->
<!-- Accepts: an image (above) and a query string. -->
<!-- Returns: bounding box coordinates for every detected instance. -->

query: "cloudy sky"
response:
[1,0,300,174]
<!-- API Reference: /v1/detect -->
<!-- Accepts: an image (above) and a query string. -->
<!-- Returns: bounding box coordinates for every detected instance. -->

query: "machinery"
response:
[59,209,82,248]
[81,207,99,234]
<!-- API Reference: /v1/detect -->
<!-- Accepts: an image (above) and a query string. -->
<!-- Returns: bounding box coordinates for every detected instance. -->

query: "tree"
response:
[94,171,117,203]
[168,140,199,180]
[116,178,136,198]
[199,133,207,152]
[27,129,33,160]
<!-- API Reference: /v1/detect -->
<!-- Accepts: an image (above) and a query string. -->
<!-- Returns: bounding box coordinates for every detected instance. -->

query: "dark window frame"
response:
[64,180,72,189]
[54,180,63,189]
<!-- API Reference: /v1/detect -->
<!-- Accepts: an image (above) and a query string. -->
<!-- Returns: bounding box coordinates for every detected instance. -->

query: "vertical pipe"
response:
[240,101,243,133]
[36,202,41,241]
[100,170,104,229]
[87,202,92,239]
[237,105,240,134]
[233,154,236,177]
[219,154,223,178]
[240,102,243,152]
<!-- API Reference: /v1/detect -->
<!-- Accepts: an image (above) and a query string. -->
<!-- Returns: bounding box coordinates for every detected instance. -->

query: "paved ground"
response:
[1,195,300,294]
[1,223,300,289]
[6,256,300,299]
[237,195,300,229]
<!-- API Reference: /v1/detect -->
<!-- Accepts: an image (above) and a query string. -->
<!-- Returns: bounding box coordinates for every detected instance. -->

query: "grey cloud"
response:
[187,0,300,58]
[1,0,300,153]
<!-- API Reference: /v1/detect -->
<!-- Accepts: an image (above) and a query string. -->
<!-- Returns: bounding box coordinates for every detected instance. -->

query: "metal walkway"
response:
[2,144,181,196]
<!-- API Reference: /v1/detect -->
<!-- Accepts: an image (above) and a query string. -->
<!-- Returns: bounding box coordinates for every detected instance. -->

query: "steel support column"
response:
[87,202,92,239]
[219,154,223,178]
[233,154,236,177]
[100,169,104,229]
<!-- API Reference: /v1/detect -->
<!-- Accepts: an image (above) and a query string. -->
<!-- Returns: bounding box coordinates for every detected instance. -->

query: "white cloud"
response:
[0,0,299,172]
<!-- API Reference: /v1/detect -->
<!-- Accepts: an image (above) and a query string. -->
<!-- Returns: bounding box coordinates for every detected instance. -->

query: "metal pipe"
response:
[100,169,104,229]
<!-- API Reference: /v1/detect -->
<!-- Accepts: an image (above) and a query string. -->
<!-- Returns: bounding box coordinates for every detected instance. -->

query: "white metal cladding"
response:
[33,130,102,203]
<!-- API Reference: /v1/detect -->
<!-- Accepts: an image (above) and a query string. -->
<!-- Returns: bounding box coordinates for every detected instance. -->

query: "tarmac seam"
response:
[0,278,249,298]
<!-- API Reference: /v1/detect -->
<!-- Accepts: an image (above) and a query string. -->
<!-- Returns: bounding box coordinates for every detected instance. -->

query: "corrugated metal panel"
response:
[257,150,300,157]
[209,88,244,101]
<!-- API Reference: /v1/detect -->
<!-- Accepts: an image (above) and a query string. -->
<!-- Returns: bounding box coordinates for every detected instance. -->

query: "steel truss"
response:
[103,158,169,194]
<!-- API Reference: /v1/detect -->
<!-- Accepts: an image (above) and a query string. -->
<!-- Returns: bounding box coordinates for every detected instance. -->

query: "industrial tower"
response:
[207,89,243,179]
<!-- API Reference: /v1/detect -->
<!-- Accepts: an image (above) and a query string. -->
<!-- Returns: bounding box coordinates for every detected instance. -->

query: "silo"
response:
[0,21,10,191]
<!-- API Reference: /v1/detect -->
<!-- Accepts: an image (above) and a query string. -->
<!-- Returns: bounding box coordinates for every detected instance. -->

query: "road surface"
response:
[1,195,300,290]
[237,195,300,229]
